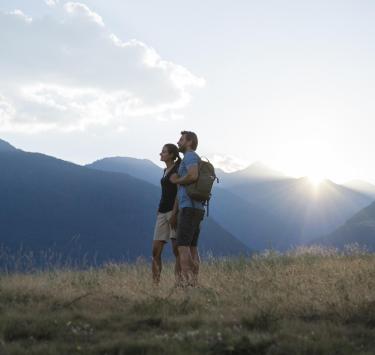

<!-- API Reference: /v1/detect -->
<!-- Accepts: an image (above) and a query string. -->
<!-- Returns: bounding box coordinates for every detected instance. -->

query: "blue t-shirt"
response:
[178,151,205,210]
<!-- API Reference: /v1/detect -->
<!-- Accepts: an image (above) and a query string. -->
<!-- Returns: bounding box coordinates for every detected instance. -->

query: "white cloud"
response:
[210,154,248,173]
[45,0,59,7]
[64,2,104,27]
[7,9,32,22]
[0,95,15,125]
[0,3,205,132]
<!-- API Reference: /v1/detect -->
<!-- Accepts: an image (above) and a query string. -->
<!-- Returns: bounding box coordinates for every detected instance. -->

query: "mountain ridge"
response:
[314,200,375,250]
[0,147,249,264]
[0,138,17,152]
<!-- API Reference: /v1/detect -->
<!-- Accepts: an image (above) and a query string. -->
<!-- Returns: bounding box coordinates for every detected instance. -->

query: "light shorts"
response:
[153,210,176,242]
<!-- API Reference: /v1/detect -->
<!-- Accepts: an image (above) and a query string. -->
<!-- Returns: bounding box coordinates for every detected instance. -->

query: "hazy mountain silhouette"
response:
[88,157,296,250]
[229,177,373,243]
[210,187,295,250]
[87,157,162,186]
[216,161,286,188]
[343,180,375,199]
[315,201,375,250]
[0,140,248,265]
[0,139,17,152]
[87,156,375,250]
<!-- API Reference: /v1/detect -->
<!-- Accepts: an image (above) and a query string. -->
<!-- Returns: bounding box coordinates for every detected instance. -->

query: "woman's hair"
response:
[164,143,181,165]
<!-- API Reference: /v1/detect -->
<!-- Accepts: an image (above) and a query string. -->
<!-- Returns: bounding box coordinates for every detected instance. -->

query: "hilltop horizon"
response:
[2,137,375,187]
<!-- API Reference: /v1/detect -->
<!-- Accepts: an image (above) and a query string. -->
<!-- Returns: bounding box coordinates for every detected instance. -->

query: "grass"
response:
[0,245,375,354]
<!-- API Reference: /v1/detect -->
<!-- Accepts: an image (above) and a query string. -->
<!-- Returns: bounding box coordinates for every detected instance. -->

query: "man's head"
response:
[177,131,198,153]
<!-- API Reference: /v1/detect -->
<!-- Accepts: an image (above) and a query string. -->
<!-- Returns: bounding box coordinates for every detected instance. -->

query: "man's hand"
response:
[170,173,179,184]
[169,213,178,230]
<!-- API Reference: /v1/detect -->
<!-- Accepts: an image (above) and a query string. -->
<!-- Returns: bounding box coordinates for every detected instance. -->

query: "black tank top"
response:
[158,164,179,213]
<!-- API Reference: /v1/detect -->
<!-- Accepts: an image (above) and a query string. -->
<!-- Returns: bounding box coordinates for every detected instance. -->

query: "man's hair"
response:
[181,131,198,151]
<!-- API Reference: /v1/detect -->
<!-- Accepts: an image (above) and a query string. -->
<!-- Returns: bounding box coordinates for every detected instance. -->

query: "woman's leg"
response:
[152,240,165,284]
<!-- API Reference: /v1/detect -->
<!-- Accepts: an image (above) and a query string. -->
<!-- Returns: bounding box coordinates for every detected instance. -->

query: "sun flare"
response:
[308,174,325,186]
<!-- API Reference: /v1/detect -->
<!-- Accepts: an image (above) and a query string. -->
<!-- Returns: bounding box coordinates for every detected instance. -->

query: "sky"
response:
[1,0,375,183]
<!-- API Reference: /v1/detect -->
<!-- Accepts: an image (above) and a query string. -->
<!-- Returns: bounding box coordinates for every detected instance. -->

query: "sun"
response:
[308,174,325,186]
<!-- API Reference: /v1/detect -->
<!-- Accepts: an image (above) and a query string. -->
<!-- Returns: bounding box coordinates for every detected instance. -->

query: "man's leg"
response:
[152,241,165,284]
[176,208,201,286]
[189,246,200,286]
[178,246,194,285]
[189,210,204,286]
[171,239,182,284]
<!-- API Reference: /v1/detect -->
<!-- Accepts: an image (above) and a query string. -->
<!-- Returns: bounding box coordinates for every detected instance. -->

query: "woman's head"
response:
[160,144,181,164]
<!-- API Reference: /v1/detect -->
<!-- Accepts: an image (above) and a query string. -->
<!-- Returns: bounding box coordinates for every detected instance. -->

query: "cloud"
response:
[7,9,32,23]
[0,95,16,126]
[64,2,104,27]
[0,3,205,132]
[210,154,248,173]
[45,0,59,7]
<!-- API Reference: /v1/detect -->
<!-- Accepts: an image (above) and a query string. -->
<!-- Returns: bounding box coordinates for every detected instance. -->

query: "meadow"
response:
[0,245,375,355]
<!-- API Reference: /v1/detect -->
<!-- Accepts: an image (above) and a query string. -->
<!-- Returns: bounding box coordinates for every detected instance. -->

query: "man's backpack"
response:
[186,157,218,216]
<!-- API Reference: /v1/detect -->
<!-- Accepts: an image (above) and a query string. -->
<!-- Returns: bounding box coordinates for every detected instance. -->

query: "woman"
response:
[152,143,181,284]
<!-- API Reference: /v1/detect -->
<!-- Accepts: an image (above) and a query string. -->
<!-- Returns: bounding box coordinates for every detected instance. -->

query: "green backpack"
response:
[186,157,218,216]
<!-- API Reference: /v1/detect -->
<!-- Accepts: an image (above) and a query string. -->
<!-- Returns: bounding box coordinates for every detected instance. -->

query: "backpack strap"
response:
[189,153,200,210]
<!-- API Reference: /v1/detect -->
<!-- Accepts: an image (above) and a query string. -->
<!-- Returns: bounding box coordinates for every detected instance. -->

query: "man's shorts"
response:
[176,208,205,247]
[153,211,176,242]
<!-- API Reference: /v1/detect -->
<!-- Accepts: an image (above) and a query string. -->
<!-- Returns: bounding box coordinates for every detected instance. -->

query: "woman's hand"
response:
[169,213,178,230]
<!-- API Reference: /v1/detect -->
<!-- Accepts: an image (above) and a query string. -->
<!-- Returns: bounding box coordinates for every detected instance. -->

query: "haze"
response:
[1,0,374,183]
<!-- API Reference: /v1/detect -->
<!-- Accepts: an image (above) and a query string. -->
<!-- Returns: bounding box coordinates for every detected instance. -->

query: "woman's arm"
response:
[169,197,179,230]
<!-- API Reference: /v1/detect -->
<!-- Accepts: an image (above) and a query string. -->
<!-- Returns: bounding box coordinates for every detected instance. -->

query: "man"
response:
[170,131,205,286]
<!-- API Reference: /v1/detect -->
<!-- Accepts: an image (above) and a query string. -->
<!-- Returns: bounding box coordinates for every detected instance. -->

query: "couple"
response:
[152,131,205,287]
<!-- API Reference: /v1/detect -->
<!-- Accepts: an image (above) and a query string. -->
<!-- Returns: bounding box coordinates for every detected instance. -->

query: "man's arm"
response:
[170,165,198,185]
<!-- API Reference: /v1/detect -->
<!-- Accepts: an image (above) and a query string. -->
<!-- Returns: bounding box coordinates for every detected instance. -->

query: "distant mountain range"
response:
[89,158,295,250]
[343,180,375,199]
[0,139,17,152]
[87,157,162,187]
[2,137,375,258]
[0,139,248,266]
[315,200,375,250]
[216,161,286,188]
[230,177,374,243]
[89,156,375,250]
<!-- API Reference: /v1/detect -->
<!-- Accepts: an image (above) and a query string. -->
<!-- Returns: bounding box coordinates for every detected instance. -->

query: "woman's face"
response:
[160,146,173,162]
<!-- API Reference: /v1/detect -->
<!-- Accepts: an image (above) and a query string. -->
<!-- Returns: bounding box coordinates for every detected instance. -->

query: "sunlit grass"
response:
[0,245,375,354]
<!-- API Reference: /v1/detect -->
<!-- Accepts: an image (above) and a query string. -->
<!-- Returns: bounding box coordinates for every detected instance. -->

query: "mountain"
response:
[0,146,249,266]
[88,156,295,250]
[343,180,375,199]
[315,201,375,250]
[216,161,286,188]
[209,187,295,250]
[87,157,162,186]
[228,177,374,243]
[87,156,375,250]
[0,139,17,152]
[88,158,286,189]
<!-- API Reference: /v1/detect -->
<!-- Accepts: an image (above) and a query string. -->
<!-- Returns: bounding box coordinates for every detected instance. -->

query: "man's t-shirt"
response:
[178,151,205,210]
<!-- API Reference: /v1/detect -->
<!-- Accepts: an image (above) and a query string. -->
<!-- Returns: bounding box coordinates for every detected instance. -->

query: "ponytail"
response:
[164,143,181,166]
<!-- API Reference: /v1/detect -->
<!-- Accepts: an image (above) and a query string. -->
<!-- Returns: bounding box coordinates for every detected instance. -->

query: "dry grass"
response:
[1,245,375,354]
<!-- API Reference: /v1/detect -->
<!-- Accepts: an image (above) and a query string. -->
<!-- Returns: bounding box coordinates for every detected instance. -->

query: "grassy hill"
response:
[1,247,375,354]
